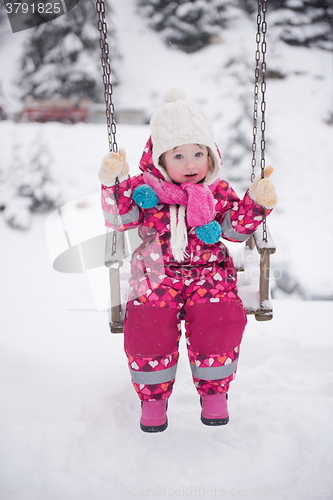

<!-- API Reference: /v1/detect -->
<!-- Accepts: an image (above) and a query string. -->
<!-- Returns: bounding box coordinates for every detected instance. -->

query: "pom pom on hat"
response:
[163,88,187,103]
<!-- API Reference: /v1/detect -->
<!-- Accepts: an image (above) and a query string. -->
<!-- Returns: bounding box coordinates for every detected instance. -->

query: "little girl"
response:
[98,89,277,433]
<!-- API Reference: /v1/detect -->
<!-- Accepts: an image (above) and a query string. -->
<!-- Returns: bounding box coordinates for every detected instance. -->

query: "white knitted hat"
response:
[150,88,221,183]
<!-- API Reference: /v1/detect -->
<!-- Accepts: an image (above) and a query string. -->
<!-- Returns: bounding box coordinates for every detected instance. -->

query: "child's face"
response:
[163,144,210,184]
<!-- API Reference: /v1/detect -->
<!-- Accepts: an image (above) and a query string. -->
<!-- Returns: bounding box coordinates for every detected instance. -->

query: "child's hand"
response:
[98,148,129,186]
[249,166,277,209]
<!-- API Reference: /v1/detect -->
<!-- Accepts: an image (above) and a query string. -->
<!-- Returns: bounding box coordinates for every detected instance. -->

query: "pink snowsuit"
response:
[101,138,271,401]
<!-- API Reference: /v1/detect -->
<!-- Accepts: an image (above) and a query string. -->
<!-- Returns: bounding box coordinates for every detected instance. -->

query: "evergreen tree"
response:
[239,0,332,51]
[214,56,256,188]
[268,0,333,51]
[17,0,119,103]
[18,135,62,213]
[3,197,32,230]
[239,0,287,15]
[2,133,62,230]
[137,0,239,53]
[2,143,32,230]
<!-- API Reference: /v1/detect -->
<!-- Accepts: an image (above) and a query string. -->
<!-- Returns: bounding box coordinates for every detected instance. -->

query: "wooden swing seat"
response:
[105,226,276,333]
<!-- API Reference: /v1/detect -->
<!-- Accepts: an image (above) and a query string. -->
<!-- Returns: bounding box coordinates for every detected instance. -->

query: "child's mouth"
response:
[185,173,197,177]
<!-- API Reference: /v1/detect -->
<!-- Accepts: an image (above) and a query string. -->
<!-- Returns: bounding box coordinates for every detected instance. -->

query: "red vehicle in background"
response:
[21,99,89,123]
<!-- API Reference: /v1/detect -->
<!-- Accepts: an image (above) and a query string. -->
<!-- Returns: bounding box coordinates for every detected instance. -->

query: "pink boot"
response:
[200,393,229,426]
[140,399,168,433]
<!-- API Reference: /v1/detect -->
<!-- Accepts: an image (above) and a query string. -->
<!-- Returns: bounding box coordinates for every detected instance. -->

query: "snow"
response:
[1,0,333,497]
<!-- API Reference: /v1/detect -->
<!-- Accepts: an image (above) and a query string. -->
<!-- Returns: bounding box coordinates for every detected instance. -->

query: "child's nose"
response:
[184,159,194,170]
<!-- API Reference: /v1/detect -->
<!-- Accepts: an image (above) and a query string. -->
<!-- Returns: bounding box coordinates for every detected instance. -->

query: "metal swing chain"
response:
[96,0,118,154]
[96,0,120,256]
[251,2,261,183]
[251,0,268,242]
[260,0,267,180]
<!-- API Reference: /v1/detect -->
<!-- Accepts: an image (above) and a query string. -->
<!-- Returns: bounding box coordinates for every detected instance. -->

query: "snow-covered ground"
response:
[1,0,333,498]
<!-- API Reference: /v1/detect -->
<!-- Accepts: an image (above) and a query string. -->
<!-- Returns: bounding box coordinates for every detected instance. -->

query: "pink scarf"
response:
[143,172,219,227]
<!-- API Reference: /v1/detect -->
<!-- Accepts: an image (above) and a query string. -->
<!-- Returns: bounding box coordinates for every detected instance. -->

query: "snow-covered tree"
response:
[137,0,239,53]
[239,0,287,15]
[213,56,256,188]
[240,0,333,51]
[2,134,62,230]
[2,143,32,230]
[268,0,333,51]
[17,0,119,103]
[3,196,32,230]
[18,136,62,213]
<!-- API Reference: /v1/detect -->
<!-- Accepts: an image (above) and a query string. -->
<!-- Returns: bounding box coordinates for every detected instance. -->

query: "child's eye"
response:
[175,154,183,160]
[195,152,203,157]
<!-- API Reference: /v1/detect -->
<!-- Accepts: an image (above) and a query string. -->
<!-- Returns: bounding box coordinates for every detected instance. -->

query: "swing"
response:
[96,0,276,333]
